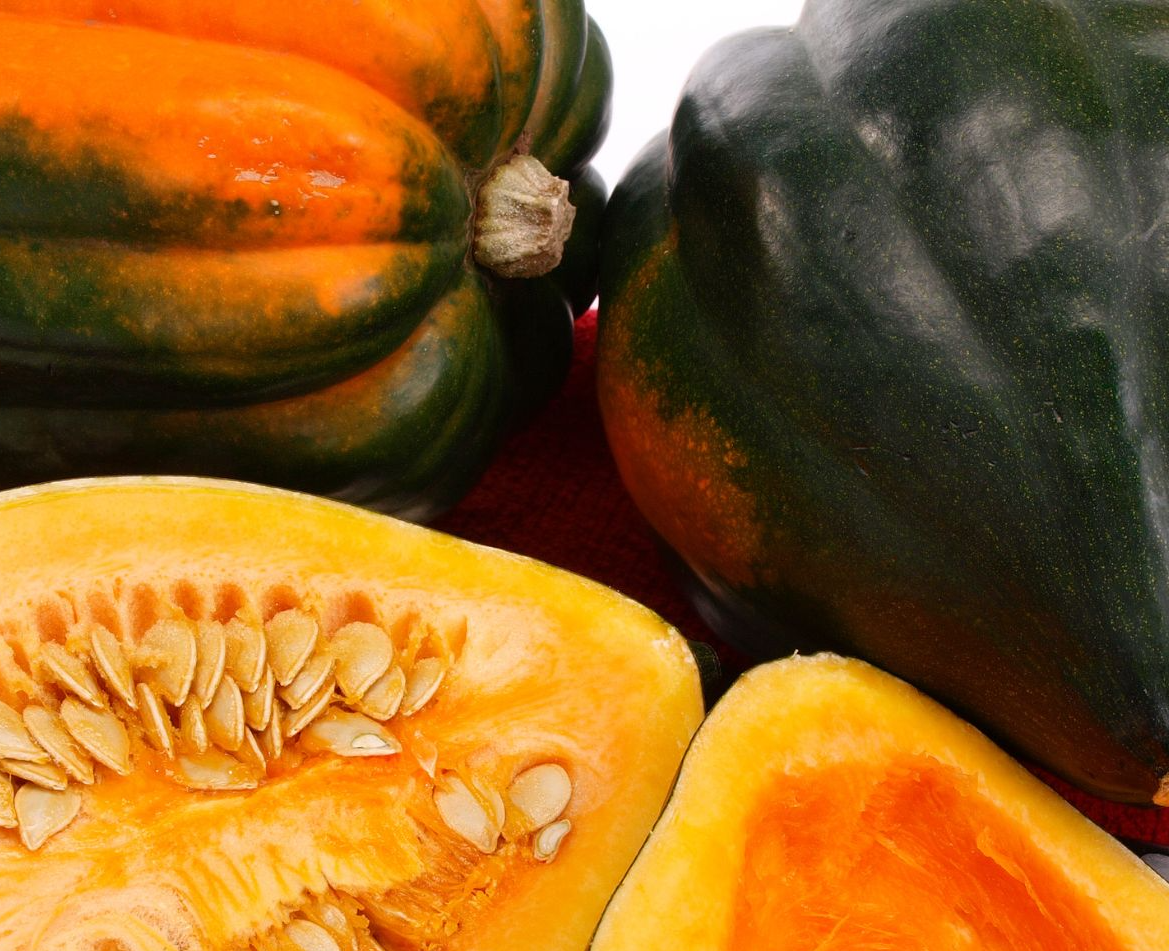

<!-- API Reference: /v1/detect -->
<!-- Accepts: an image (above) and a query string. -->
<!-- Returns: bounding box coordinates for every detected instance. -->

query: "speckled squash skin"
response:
[597,0,1169,803]
[0,0,611,520]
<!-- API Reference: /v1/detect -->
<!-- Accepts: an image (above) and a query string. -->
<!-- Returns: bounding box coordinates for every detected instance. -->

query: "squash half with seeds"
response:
[0,0,612,520]
[0,477,703,951]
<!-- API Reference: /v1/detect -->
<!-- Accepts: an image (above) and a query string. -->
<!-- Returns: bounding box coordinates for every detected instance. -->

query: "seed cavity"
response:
[2,596,483,853]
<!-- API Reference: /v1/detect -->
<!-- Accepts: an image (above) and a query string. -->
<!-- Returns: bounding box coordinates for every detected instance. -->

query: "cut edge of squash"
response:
[591,653,1169,951]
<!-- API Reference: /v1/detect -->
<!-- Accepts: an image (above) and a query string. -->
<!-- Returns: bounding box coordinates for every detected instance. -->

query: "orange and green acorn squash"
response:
[0,0,612,521]
[0,475,704,950]
[597,0,1169,803]
[591,654,1169,951]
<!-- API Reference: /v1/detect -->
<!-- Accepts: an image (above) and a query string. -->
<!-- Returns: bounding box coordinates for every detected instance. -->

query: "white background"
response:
[584,0,808,188]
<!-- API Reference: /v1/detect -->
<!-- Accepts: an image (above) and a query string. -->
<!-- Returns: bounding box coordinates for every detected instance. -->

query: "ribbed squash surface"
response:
[0,0,611,519]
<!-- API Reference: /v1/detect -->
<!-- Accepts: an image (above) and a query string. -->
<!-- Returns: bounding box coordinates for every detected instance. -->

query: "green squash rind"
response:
[598,0,1169,803]
[0,0,612,520]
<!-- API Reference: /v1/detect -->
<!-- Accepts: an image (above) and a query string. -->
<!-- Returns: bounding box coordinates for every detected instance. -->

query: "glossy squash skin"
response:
[0,1,612,520]
[596,0,1169,803]
[591,654,1169,951]
[0,476,703,951]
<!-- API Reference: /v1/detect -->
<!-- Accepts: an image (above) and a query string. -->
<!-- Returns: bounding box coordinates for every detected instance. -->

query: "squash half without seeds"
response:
[591,654,1169,951]
[0,477,703,951]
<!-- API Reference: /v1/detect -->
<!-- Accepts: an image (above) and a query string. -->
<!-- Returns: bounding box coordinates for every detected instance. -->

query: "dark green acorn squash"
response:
[0,0,612,521]
[597,0,1169,803]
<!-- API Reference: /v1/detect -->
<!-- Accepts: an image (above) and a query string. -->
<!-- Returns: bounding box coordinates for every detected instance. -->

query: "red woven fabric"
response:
[435,310,1169,850]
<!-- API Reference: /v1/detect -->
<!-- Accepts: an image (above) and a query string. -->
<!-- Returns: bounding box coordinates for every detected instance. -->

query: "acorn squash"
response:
[0,476,703,950]
[591,654,1169,951]
[597,0,1169,802]
[0,0,612,520]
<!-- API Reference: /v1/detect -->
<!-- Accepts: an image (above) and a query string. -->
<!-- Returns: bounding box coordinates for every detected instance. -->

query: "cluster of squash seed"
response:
[0,602,574,866]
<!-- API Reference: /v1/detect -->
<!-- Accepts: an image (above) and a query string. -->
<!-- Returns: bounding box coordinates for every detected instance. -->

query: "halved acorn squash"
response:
[0,477,703,951]
[591,654,1169,951]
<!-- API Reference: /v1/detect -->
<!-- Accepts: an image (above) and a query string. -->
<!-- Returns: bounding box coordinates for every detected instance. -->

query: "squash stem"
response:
[472,154,575,279]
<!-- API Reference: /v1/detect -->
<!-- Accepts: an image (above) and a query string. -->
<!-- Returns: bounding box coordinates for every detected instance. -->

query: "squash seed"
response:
[283,676,336,738]
[434,774,499,853]
[135,619,198,706]
[15,783,82,850]
[264,609,319,686]
[331,622,394,700]
[0,701,51,763]
[223,616,268,693]
[400,658,445,717]
[285,920,342,951]
[0,772,15,828]
[89,623,137,711]
[1,757,68,791]
[22,705,95,784]
[205,675,246,752]
[507,763,572,829]
[180,697,209,754]
[300,710,402,758]
[258,703,284,761]
[242,665,275,732]
[279,652,336,710]
[39,641,105,709]
[136,682,175,759]
[533,819,571,863]
[237,728,266,772]
[351,666,406,721]
[60,697,131,775]
[473,776,507,833]
[192,620,227,709]
[175,748,260,791]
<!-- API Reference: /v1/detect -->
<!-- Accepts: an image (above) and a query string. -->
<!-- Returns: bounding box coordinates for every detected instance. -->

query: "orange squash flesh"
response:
[0,477,704,951]
[590,654,1169,951]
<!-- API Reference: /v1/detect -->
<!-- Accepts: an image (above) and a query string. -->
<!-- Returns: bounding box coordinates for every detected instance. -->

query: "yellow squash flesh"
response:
[590,654,1169,951]
[0,477,704,951]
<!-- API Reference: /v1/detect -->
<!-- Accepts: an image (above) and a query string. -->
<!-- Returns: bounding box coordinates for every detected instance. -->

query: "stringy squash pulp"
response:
[590,655,1169,951]
[0,477,703,951]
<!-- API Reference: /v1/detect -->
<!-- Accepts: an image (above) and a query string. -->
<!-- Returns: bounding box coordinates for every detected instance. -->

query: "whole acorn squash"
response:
[591,654,1169,951]
[597,0,1169,803]
[0,476,703,951]
[0,0,612,520]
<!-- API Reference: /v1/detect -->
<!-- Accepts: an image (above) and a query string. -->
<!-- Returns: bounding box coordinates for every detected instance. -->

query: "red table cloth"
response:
[435,310,1169,852]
